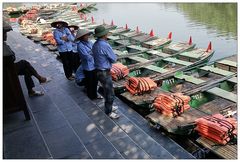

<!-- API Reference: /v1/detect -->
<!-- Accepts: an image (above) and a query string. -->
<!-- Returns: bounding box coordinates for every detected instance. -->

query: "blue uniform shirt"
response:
[75,65,85,83]
[92,39,117,70]
[71,33,78,53]
[77,40,95,71]
[53,27,74,53]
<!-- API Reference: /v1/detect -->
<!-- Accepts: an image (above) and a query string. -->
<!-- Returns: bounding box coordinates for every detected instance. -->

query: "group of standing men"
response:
[52,20,120,119]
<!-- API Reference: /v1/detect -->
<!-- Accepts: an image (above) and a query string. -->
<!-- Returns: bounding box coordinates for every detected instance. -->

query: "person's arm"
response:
[104,45,117,63]
[65,28,74,42]
[77,43,93,61]
[53,30,65,45]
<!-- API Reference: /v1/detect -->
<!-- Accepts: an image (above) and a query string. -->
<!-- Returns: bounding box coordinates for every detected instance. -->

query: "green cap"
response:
[94,25,109,38]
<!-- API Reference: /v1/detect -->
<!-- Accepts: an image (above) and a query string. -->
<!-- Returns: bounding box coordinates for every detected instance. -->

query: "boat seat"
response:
[109,28,127,34]
[227,77,237,84]
[163,57,192,66]
[144,38,169,46]
[79,22,92,26]
[208,87,237,103]
[175,74,205,84]
[108,35,120,40]
[114,50,129,56]
[130,56,168,73]
[145,65,169,73]
[179,49,206,59]
[147,50,171,58]
[216,60,237,68]
[127,45,148,51]
[200,66,235,76]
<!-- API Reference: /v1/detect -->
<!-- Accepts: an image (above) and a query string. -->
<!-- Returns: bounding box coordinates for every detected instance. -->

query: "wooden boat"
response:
[107,27,131,43]
[112,32,172,52]
[112,40,212,93]
[47,45,58,51]
[40,40,51,46]
[143,55,237,159]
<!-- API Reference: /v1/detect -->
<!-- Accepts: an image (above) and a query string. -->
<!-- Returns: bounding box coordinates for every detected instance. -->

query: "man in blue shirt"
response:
[75,29,102,100]
[92,26,119,119]
[52,20,75,80]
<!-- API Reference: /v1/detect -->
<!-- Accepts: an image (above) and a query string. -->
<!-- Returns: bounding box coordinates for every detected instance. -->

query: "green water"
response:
[176,3,237,40]
[3,3,238,60]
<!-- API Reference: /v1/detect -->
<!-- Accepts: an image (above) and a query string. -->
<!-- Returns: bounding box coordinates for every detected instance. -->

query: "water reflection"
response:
[176,3,237,40]
[3,3,237,60]
[93,3,237,60]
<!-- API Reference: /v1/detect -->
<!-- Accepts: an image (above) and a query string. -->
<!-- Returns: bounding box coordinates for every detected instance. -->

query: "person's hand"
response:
[61,36,68,41]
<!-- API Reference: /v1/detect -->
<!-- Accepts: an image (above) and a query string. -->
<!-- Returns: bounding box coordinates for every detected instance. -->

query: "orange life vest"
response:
[195,114,237,145]
[111,63,129,81]
[125,77,157,95]
[153,93,190,117]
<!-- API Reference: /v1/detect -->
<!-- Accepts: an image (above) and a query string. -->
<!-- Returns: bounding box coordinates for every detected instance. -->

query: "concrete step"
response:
[45,84,150,159]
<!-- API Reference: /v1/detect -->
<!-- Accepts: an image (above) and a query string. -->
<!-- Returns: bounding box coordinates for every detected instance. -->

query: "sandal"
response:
[29,90,44,97]
[109,112,120,119]
[112,105,118,112]
[68,76,75,81]
[97,94,103,99]
[40,77,51,84]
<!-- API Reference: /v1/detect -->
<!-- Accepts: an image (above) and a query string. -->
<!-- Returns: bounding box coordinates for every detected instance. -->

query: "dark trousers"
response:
[14,60,38,92]
[84,70,98,100]
[72,52,81,73]
[59,51,73,79]
[96,70,115,115]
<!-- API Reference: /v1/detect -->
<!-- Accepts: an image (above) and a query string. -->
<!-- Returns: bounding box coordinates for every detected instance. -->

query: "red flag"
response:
[206,42,212,52]
[111,20,114,26]
[125,24,128,30]
[149,29,154,37]
[188,36,192,45]
[168,32,172,39]
[136,26,139,33]
[91,16,94,23]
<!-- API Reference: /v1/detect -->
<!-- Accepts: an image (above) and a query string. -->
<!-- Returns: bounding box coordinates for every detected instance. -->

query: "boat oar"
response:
[183,73,237,96]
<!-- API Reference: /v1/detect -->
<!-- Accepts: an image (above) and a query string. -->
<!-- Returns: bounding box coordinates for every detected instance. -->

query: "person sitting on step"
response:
[3,20,50,97]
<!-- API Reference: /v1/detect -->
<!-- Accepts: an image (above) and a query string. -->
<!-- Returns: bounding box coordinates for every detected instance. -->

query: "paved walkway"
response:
[3,30,195,159]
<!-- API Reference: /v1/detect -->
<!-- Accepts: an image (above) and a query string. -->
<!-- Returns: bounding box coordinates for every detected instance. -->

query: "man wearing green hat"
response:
[92,25,120,119]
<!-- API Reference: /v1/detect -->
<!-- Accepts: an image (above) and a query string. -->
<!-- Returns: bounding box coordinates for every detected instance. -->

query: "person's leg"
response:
[67,51,74,76]
[24,73,35,94]
[83,70,97,99]
[21,60,47,83]
[15,60,42,95]
[60,52,72,79]
[73,52,81,73]
[89,70,98,99]
[97,71,114,115]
